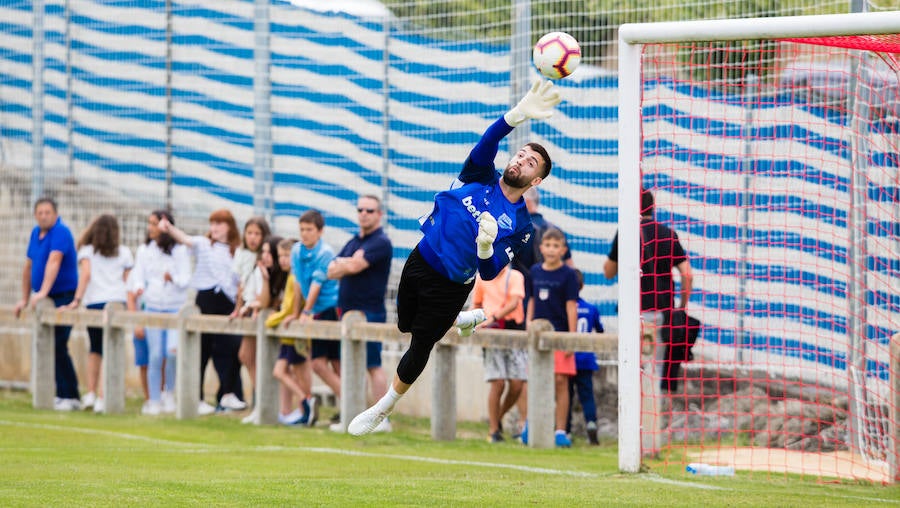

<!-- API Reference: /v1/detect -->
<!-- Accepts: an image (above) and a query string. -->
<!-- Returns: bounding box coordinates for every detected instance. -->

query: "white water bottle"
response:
[686,463,735,476]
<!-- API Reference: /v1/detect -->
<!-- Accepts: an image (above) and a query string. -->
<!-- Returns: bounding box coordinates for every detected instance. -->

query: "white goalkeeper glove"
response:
[503,79,563,127]
[476,212,498,260]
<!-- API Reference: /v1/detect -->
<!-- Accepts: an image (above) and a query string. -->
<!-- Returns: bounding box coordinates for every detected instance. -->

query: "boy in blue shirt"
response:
[287,209,339,427]
[569,268,604,445]
[349,80,562,436]
[525,228,579,447]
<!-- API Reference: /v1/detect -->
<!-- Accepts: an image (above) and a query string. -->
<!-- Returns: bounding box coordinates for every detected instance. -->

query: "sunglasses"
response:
[357,207,378,214]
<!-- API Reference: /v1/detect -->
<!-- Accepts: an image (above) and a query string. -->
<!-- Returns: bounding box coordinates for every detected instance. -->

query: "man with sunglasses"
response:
[349,80,562,436]
[327,195,393,432]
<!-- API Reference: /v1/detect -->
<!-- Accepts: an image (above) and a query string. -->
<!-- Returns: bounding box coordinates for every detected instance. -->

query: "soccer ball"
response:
[532,31,581,80]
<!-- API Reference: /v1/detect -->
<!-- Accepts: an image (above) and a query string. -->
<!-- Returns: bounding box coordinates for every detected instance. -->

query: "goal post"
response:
[618,11,900,481]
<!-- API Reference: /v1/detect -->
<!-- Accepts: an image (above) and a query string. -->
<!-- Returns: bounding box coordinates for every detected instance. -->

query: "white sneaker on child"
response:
[142,400,161,416]
[241,409,260,424]
[305,397,318,427]
[81,391,97,410]
[455,309,486,337]
[93,398,104,413]
[278,408,304,426]
[348,404,392,436]
[161,391,176,414]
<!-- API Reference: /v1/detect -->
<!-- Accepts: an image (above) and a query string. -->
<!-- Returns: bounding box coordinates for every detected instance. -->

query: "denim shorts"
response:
[133,336,149,367]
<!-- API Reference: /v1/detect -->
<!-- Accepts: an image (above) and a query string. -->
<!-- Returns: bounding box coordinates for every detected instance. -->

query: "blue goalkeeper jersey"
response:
[418,116,533,284]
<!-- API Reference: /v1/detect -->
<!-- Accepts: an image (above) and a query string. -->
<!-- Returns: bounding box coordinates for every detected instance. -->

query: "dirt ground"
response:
[693,447,892,483]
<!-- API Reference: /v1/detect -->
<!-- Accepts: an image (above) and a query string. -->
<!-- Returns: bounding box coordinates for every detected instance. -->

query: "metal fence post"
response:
[101,302,126,414]
[255,309,278,425]
[527,319,554,448]
[175,304,200,419]
[338,311,367,433]
[31,298,55,409]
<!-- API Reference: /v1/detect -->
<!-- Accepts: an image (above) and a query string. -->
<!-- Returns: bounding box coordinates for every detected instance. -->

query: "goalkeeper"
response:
[349,80,562,435]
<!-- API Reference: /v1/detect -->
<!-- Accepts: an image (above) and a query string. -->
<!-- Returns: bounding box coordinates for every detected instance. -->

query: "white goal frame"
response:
[617,11,900,475]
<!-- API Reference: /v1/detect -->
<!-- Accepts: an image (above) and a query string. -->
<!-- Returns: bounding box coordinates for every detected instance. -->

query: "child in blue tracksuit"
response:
[568,269,604,445]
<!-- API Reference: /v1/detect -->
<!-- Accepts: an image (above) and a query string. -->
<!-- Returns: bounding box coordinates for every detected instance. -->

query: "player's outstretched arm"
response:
[458,79,561,184]
[503,79,562,127]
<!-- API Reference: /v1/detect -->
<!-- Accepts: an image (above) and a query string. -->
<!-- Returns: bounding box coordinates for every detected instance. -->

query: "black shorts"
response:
[278,343,307,365]
[396,246,473,343]
[310,307,340,360]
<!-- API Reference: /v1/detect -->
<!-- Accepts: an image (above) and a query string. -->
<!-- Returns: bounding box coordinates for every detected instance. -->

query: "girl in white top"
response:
[66,214,133,413]
[159,208,245,414]
[127,210,191,415]
[228,216,270,422]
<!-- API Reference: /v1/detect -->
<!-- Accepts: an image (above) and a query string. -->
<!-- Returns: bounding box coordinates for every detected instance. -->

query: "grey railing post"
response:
[101,302,126,414]
[175,304,200,419]
[431,340,456,441]
[337,311,367,433]
[255,309,278,425]
[31,298,56,409]
[527,319,554,449]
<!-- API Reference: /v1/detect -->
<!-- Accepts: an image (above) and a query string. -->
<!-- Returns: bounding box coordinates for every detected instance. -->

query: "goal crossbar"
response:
[619,11,900,45]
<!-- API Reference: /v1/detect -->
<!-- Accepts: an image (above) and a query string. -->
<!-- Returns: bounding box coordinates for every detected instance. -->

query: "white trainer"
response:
[53,398,81,411]
[219,393,247,411]
[92,398,105,413]
[455,309,486,337]
[142,400,161,416]
[372,417,392,433]
[278,408,303,426]
[348,405,392,436]
[329,422,345,433]
[81,391,97,410]
[197,401,216,416]
[241,409,260,425]
[161,392,176,414]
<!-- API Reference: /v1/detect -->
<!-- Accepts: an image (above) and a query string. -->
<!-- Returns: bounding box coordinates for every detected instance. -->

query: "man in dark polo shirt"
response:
[14,197,81,410]
[604,188,692,314]
[327,194,393,432]
[604,188,693,395]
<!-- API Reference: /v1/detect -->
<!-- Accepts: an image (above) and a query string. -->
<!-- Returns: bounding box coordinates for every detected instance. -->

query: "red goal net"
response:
[638,34,900,483]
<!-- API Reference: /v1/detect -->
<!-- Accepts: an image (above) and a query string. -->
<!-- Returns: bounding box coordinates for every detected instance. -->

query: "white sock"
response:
[376,385,402,412]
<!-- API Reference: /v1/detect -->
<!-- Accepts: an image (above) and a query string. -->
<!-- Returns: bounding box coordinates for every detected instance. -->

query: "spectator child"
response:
[287,209,340,427]
[471,264,527,443]
[66,214,134,413]
[265,238,315,425]
[525,228,579,447]
[239,234,284,424]
[568,268,604,445]
[230,216,271,417]
[158,209,244,415]
[127,210,191,415]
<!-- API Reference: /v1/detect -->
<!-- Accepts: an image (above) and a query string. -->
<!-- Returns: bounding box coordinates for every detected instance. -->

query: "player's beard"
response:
[502,166,530,188]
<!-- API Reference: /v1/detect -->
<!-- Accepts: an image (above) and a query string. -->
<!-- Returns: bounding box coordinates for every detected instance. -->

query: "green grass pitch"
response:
[0,391,896,506]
